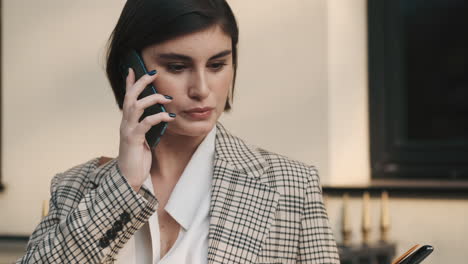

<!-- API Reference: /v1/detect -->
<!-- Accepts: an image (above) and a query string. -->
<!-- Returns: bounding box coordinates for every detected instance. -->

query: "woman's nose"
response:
[188,70,210,100]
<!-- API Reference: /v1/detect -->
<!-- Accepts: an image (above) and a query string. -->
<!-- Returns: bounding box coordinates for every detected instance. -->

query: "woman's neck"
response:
[150,132,206,181]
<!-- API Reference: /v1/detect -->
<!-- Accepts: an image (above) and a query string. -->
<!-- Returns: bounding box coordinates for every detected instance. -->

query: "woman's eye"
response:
[167,64,187,72]
[209,62,227,71]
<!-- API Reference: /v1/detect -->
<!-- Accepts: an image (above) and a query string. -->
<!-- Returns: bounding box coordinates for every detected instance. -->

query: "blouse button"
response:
[98,237,110,248]
[113,220,123,232]
[120,211,131,224]
[106,229,117,240]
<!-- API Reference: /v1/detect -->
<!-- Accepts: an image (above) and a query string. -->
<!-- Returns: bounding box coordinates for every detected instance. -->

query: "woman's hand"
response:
[117,68,175,192]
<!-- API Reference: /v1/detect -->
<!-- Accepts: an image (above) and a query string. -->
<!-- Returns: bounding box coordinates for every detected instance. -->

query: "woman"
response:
[17,0,339,263]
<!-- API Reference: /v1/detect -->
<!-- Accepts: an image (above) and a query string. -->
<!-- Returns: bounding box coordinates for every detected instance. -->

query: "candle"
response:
[342,193,352,246]
[380,191,390,242]
[362,192,371,244]
[42,199,49,218]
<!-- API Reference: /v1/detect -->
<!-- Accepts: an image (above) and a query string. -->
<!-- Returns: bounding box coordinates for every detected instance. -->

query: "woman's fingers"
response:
[118,69,169,192]
[124,70,158,106]
[134,112,176,136]
[122,68,136,120]
[125,68,135,93]
[120,67,175,145]
[128,93,173,124]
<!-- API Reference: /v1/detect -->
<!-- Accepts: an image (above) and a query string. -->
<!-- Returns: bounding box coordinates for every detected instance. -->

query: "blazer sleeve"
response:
[296,166,340,264]
[16,163,158,264]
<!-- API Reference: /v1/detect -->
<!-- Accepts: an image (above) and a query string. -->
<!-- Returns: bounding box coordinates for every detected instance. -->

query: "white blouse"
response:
[116,125,216,264]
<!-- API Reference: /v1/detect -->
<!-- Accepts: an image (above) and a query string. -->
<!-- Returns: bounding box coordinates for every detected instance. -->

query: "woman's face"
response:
[140,24,234,138]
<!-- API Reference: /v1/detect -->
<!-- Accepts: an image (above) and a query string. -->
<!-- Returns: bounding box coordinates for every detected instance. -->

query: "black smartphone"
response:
[392,245,434,264]
[119,49,168,149]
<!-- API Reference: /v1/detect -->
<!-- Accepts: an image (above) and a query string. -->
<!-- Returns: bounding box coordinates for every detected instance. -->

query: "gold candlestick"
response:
[380,191,390,242]
[341,193,352,246]
[362,192,371,245]
[42,199,49,218]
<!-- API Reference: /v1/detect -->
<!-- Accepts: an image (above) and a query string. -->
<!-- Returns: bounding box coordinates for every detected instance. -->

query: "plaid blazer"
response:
[17,122,340,264]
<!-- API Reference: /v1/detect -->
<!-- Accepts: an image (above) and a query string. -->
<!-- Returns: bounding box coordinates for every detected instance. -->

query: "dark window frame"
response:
[368,0,468,181]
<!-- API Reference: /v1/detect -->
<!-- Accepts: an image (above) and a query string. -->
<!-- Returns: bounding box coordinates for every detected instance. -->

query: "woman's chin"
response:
[166,119,215,137]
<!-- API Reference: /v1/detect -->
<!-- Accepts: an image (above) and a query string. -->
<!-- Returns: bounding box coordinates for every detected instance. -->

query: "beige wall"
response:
[0,0,466,263]
[222,0,330,180]
[1,0,125,234]
[327,0,369,185]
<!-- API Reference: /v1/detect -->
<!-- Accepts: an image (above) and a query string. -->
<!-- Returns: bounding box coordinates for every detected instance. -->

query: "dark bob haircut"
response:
[106,0,239,111]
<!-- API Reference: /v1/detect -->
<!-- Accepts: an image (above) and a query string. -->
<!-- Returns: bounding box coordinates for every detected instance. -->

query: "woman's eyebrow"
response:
[209,50,232,60]
[157,50,232,61]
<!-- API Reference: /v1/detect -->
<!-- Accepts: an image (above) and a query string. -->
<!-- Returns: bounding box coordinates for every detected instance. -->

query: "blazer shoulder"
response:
[259,145,316,170]
[51,157,101,190]
[251,143,319,184]
[245,145,325,202]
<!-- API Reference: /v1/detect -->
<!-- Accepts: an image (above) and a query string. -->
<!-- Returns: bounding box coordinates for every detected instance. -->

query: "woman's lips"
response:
[183,107,214,120]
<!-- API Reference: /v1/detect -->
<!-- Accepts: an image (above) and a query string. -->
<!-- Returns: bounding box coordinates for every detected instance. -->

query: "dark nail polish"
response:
[164,95,173,100]
[169,113,176,118]
[148,70,157,76]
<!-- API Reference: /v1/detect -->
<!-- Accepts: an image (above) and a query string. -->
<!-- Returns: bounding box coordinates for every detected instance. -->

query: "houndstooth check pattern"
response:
[16,122,340,264]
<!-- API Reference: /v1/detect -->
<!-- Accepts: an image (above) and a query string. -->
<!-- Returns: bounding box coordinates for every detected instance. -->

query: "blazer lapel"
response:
[208,122,281,264]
